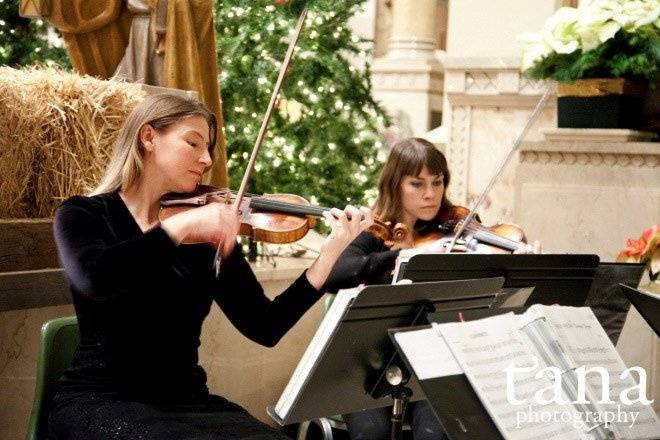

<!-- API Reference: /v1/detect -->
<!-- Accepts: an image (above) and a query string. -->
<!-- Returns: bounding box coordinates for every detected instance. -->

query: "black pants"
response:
[48,390,290,440]
[344,400,447,440]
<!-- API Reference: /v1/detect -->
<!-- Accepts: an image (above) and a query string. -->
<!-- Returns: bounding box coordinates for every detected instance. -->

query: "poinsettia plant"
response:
[617,225,660,281]
[518,0,660,85]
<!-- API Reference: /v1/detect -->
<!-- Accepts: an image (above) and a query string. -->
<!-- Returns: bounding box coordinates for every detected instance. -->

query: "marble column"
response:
[371,0,444,137]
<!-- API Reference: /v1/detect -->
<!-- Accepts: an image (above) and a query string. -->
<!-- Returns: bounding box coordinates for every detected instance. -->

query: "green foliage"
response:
[526,24,659,84]
[214,0,389,210]
[0,0,70,67]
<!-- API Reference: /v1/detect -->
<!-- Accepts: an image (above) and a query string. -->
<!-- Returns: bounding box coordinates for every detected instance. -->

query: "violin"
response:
[411,205,527,254]
[159,185,407,246]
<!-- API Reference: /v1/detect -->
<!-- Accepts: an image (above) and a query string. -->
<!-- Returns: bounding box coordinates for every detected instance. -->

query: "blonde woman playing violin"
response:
[49,93,373,440]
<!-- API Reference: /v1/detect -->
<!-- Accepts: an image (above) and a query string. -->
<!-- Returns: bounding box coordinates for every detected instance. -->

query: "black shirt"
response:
[53,191,322,403]
[323,231,400,292]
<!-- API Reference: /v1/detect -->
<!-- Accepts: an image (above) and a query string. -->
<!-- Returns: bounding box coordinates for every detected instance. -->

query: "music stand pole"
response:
[388,374,412,440]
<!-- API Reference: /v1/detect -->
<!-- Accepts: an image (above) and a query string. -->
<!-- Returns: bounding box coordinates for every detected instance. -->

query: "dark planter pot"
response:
[558,95,644,129]
[557,78,646,130]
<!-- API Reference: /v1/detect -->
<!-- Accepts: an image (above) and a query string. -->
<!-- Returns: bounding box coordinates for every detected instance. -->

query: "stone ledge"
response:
[519,151,658,167]
[542,128,658,143]
[0,257,312,312]
[522,140,660,155]
[520,140,659,167]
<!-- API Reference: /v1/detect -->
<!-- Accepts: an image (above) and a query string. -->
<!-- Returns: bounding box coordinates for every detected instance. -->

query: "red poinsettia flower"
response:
[618,225,660,281]
[617,225,658,260]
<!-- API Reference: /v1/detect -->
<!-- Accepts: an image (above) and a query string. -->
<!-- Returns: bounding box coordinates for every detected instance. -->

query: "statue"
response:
[20,0,132,78]
[113,0,165,86]
[20,0,228,186]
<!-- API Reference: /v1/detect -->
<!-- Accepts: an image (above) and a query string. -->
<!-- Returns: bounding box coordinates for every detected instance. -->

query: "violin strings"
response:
[461,222,521,249]
[250,198,328,216]
[203,188,367,219]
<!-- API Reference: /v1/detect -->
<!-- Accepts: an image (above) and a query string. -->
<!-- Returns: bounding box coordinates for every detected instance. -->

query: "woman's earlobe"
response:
[139,124,156,151]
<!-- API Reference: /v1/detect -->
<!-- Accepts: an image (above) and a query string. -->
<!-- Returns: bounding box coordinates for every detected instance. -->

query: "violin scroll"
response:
[367,220,410,247]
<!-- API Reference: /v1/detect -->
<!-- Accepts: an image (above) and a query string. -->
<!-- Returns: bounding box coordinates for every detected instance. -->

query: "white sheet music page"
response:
[393,326,463,380]
[437,314,584,440]
[531,305,660,440]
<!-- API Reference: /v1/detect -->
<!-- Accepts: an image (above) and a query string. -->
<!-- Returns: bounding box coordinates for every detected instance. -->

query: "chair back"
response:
[26,316,79,440]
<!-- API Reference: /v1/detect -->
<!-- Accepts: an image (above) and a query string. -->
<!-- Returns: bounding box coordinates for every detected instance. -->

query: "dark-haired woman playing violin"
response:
[324,137,540,440]
[49,93,373,440]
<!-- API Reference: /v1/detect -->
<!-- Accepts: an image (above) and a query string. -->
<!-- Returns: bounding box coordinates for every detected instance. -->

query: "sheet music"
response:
[273,287,360,418]
[393,326,463,380]
[531,306,660,440]
[437,314,584,440]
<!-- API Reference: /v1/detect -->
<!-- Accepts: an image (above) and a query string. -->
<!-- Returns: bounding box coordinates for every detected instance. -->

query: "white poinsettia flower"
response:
[576,26,602,52]
[613,0,660,30]
[577,20,622,51]
[517,33,553,70]
[521,41,553,71]
[543,7,581,54]
[587,0,623,15]
[582,0,622,21]
[597,20,623,42]
[628,0,660,28]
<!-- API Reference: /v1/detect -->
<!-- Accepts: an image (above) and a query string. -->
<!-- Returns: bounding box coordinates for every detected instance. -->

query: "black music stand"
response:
[622,284,660,337]
[396,254,599,306]
[268,277,506,439]
[585,262,645,344]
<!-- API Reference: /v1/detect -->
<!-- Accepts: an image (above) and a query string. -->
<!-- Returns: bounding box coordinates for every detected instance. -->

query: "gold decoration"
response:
[557,78,646,98]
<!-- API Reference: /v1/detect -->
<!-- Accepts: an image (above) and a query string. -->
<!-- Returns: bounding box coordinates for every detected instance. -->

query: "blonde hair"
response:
[373,137,452,223]
[91,93,217,195]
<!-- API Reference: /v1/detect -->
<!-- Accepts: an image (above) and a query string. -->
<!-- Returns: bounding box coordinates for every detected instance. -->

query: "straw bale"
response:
[0,67,145,218]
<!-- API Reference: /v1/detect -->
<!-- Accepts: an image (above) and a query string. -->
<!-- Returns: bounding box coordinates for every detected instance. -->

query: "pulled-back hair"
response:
[373,137,452,223]
[91,93,217,195]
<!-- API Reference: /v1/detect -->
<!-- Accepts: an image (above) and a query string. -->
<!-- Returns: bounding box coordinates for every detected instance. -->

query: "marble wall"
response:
[0,260,323,440]
[515,133,660,411]
[441,57,556,226]
[515,137,659,259]
[446,0,556,58]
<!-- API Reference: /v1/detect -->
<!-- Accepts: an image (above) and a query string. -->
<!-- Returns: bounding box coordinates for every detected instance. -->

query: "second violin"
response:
[413,205,528,254]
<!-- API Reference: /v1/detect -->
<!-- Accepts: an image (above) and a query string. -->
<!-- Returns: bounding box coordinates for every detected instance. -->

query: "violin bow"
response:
[214,7,309,275]
[444,83,556,253]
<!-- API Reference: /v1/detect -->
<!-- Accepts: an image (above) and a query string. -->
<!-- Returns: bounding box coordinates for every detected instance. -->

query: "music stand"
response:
[585,262,645,344]
[268,276,506,438]
[622,284,660,337]
[397,254,599,306]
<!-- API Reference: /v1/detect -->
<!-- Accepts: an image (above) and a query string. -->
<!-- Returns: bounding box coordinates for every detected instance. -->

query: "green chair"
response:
[26,316,80,440]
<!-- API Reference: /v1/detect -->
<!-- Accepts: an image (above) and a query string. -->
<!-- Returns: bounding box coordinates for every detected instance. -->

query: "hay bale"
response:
[0,67,145,218]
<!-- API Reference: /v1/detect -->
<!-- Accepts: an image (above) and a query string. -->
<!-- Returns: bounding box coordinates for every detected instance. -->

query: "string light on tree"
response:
[0,0,69,67]
[214,0,389,213]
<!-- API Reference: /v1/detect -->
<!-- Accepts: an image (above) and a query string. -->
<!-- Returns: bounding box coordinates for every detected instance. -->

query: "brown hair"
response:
[91,93,217,195]
[373,137,452,223]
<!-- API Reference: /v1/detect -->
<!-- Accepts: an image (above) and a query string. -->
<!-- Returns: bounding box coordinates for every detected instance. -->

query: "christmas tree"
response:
[0,0,69,67]
[214,0,389,210]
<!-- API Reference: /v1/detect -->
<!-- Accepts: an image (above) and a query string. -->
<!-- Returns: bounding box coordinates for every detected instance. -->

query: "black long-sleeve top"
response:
[53,191,323,403]
[323,231,400,293]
